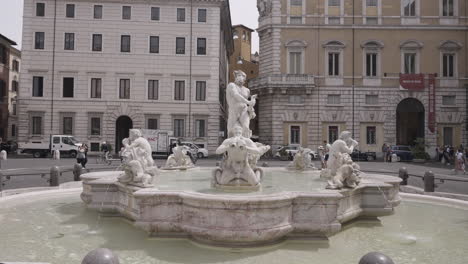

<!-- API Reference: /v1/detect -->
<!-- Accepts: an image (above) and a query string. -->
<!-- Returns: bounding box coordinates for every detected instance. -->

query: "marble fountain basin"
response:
[80,168,401,247]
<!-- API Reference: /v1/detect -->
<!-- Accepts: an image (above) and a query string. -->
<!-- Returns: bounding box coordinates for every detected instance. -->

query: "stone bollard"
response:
[82,248,120,264]
[359,252,395,264]
[73,163,83,181]
[399,167,408,185]
[53,149,60,160]
[0,150,7,161]
[50,166,60,187]
[423,171,435,192]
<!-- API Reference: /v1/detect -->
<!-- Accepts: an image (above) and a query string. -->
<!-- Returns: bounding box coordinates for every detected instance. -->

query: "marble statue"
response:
[118,129,158,187]
[321,131,361,189]
[288,147,316,171]
[213,125,270,188]
[257,0,272,17]
[227,70,257,138]
[164,144,194,169]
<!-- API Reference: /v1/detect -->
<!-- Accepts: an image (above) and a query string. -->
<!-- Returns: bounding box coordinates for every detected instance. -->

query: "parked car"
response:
[0,140,18,153]
[351,149,376,161]
[388,145,414,161]
[274,145,300,160]
[180,142,209,158]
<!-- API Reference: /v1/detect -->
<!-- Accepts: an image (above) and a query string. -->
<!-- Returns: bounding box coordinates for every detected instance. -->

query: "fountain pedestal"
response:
[81,170,401,247]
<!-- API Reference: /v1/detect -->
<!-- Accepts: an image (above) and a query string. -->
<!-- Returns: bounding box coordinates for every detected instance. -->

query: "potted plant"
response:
[411,138,430,163]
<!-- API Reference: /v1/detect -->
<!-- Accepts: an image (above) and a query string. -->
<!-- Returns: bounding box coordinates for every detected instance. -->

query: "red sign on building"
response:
[399,74,425,91]
[428,74,436,133]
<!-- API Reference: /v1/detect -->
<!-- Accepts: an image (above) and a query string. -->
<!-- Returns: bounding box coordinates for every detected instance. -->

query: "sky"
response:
[0,0,259,52]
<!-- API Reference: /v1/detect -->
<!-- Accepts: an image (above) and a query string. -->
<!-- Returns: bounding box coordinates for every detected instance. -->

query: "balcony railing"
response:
[249,74,315,87]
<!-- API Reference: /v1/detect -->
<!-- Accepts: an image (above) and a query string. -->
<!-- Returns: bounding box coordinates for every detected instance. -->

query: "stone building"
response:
[228,25,259,85]
[0,34,20,141]
[250,0,467,155]
[19,0,233,153]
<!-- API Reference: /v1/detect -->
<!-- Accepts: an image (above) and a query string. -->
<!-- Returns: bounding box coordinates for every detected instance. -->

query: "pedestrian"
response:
[323,141,330,168]
[435,146,439,161]
[77,146,87,168]
[83,143,89,167]
[318,146,326,169]
[382,143,388,162]
[456,149,465,174]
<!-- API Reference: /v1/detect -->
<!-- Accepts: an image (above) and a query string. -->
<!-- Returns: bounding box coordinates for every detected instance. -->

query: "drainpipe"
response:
[50,0,57,132]
[351,0,355,138]
[188,0,193,139]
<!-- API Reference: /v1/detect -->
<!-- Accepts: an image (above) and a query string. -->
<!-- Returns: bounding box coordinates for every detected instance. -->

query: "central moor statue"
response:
[213,70,270,190]
[227,70,257,138]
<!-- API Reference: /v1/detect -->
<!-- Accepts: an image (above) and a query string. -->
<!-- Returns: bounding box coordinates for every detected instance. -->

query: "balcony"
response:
[249,74,315,89]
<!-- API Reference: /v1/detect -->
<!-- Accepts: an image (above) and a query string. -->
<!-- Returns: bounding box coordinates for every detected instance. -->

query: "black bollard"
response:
[359,252,395,264]
[399,167,408,185]
[50,166,60,187]
[73,163,83,181]
[82,248,120,264]
[423,171,435,192]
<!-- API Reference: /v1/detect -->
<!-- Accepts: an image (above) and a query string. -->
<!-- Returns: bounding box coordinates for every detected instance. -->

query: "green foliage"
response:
[411,138,430,160]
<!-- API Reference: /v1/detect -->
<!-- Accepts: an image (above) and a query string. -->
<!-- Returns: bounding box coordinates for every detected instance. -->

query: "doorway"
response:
[396,98,425,146]
[115,116,133,153]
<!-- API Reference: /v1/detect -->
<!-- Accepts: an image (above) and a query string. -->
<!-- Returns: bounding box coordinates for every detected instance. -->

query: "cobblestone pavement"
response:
[1,156,467,194]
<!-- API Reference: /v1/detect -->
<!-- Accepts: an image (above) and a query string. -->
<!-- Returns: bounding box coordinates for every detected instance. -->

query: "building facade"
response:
[19,0,233,153]
[251,0,467,155]
[0,34,19,141]
[228,25,259,84]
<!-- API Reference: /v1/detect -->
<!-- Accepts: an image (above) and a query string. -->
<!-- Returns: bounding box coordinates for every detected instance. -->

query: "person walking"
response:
[456,149,465,174]
[382,143,388,162]
[76,146,87,168]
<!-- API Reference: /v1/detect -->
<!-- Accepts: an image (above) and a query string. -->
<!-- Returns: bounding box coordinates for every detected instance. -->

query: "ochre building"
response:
[251,0,467,155]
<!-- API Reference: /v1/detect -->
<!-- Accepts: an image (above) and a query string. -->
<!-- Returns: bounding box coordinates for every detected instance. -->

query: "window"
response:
[329,0,341,6]
[195,119,206,137]
[366,0,378,6]
[0,81,5,101]
[122,6,131,19]
[63,116,73,135]
[196,81,206,101]
[291,0,302,6]
[11,124,16,137]
[174,119,185,137]
[403,0,416,16]
[90,117,101,135]
[197,38,206,55]
[442,53,454,77]
[327,94,341,104]
[32,76,43,97]
[150,36,159,53]
[290,126,300,144]
[242,32,246,40]
[442,95,456,105]
[289,95,304,104]
[328,17,341,24]
[35,32,45,49]
[12,103,17,115]
[91,78,101,98]
[90,143,100,151]
[198,9,207,22]
[366,126,376,145]
[119,79,130,99]
[32,116,42,135]
[36,3,45,16]
[443,127,453,146]
[366,53,377,77]
[365,94,379,105]
[12,60,19,72]
[328,52,340,76]
[66,4,75,18]
[147,118,158,129]
[289,52,302,74]
[94,5,102,19]
[64,33,74,50]
[233,30,238,39]
[12,80,18,92]
[329,126,338,143]
[63,77,74,98]
[176,37,185,54]
[366,17,378,24]
[404,53,416,74]
[290,17,302,24]
[442,0,454,16]
[174,80,185,100]
[151,7,160,20]
[92,34,102,51]
[121,35,130,52]
[177,8,185,22]
[148,80,158,100]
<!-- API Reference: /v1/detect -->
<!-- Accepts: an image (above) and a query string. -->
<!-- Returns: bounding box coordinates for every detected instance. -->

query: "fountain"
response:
[79,70,401,247]
[1,72,468,262]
